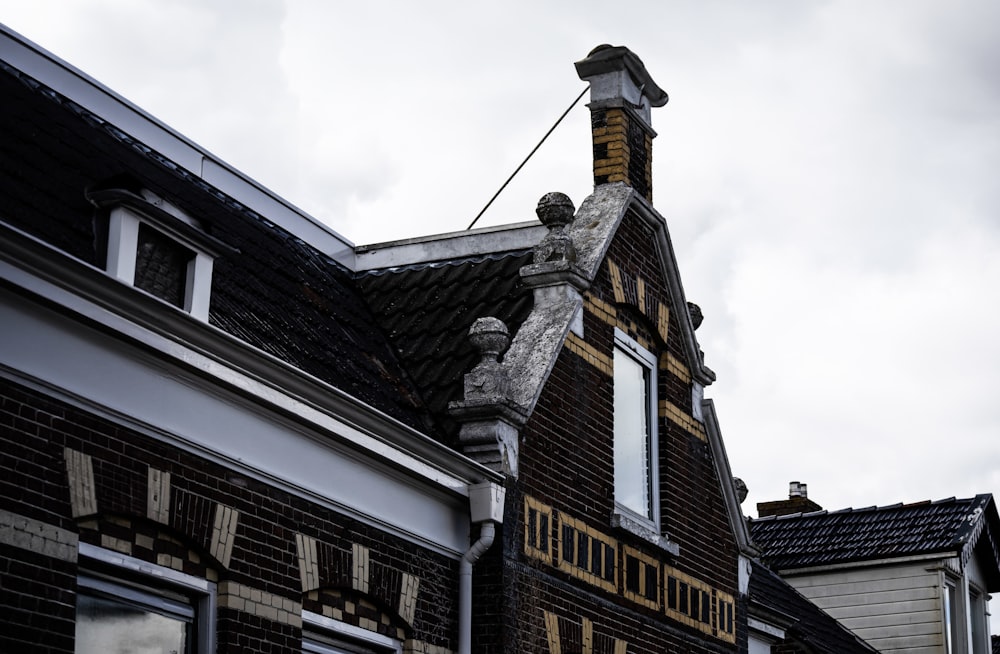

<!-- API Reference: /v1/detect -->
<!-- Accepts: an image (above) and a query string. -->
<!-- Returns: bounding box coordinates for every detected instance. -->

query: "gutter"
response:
[460,482,506,654]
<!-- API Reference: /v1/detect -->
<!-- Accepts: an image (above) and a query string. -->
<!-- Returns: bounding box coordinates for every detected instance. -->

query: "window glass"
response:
[134,223,192,308]
[943,581,957,654]
[76,582,193,654]
[613,344,652,519]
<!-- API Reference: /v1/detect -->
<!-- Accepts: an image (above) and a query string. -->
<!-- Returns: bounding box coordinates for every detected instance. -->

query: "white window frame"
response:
[968,584,989,654]
[106,204,214,320]
[89,185,228,321]
[77,542,216,654]
[303,610,402,654]
[612,328,660,531]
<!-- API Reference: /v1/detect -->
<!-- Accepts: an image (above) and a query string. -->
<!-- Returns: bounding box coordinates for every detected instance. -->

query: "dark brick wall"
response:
[491,208,741,652]
[0,378,458,653]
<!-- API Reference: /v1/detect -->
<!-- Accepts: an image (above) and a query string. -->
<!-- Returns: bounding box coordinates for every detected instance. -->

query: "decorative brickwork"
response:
[521,495,735,644]
[590,107,654,201]
[0,379,459,653]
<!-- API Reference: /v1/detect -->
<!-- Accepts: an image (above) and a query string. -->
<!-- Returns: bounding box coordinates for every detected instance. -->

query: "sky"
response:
[4,0,1000,571]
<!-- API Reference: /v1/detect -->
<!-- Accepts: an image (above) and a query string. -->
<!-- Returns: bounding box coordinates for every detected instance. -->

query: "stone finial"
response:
[687,302,703,330]
[463,317,510,402]
[733,477,749,505]
[533,192,577,264]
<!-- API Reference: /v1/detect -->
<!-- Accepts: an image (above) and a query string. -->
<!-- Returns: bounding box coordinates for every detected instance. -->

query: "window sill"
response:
[611,509,680,556]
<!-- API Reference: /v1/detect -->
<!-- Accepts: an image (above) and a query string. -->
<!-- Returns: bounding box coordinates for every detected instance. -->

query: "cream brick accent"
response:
[613,639,628,654]
[295,533,320,592]
[584,294,617,326]
[352,543,370,594]
[659,400,706,441]
[636,277,646,316]
[398,572,420,626]
[607,260,626,304]
[621,544,662,610]
[218,580,302,628]
[555,513,618,593]
[101,534,132,555]
[404,640,454,654]
[543,610,561,654]
[135,533,154,550]
[0,509,78,562]
[657,303,670,343]
[565,332,612,375]
[662,352,690,383]
[582,617,593,654]
[210,504,239,568]
[147,467,171,524]
[64,448,97,517]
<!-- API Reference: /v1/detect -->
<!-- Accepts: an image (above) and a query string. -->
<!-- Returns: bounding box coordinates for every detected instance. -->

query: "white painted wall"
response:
[785,560,945,653]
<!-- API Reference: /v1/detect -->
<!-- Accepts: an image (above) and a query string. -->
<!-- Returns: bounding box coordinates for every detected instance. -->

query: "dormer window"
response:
[88,184,230,321]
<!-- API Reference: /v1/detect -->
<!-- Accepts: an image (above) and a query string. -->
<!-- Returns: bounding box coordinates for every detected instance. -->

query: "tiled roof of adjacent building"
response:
[750,494,1000,576]
[748,560,878,653]
[358,251,534,443]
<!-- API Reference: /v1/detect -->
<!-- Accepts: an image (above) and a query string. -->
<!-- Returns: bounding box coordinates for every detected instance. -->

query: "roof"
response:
[0,52,434,435]
[358,250,535,442]
[750,495,1000,585]
[748,559,878,653]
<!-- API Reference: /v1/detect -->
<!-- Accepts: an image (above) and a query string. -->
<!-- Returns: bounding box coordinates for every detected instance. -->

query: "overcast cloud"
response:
[4,0,1000,592]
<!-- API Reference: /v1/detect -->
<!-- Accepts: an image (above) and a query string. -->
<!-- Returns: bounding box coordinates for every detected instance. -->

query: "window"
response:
[75,543,215,654]
[613,328,658,525]
[88,184,230,321]
[303,611,401,654]
[943,579,958,654]
[969,587,988,654]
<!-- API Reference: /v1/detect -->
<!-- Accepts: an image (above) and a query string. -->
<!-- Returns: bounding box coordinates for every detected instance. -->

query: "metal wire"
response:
[466,85,590,230]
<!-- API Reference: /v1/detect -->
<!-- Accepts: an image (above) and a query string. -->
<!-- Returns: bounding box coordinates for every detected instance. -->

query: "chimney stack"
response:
[575,45,668,202]
[757,481,824,518]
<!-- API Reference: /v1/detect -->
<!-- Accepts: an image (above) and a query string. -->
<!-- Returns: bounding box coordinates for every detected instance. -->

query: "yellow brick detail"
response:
[210,504,239,568]
[353,543,370,594]
[582,618,593,654]
[659,400,706,441]
[607,261,626,304]
[661,353,690,383]
[584,294,617,326]
[524,496,554,562]
[295,533,319,592]
[556,513,618,594]
[637,277,647,316]
[664,566,737,644]
[621,544,661,610]
[147,467,171,524]
[101,534,132,555]
[657,303,670,343]
[565,333,612,375]
[614,640,629,654]
[64,448,97,518]
[544,611,561,654]
[218,581,302,628]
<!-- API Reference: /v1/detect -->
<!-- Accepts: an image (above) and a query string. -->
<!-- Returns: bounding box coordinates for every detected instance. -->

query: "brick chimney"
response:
[575,45,669,202]
[757,481,824,517]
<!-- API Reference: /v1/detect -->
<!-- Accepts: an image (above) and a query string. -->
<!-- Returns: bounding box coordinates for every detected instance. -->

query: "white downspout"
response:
[460,482,505,654]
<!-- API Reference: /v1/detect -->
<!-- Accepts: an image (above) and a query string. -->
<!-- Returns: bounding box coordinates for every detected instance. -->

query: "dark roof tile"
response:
[358,251,534,443]
[750,494,997,572]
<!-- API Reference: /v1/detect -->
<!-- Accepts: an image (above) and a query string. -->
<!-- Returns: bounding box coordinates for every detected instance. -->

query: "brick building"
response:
[1,27,872,654]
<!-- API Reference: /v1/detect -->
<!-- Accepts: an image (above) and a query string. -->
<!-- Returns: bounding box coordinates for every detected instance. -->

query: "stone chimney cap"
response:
[575,45,669,107]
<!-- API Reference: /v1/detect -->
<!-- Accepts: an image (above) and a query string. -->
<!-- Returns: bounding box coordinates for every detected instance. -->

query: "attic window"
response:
[134,223,193,308]
[89,185,231,321]
[612,328,659,525]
